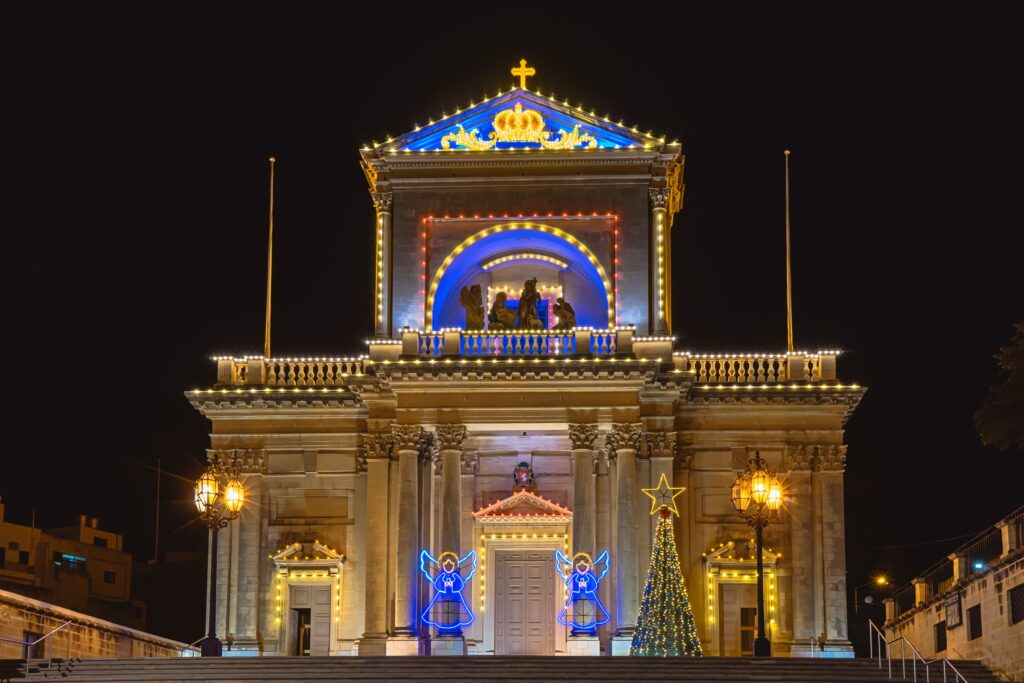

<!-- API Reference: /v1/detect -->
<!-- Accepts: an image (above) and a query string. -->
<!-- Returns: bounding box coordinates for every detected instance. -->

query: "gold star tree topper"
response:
[642,473,686,516]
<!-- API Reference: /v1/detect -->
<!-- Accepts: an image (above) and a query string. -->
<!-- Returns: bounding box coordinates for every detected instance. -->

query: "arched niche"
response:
[427,225,612,331]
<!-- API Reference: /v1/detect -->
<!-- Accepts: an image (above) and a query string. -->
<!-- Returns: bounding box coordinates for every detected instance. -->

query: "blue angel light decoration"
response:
[419,549,477,631]
[555,550,611,632]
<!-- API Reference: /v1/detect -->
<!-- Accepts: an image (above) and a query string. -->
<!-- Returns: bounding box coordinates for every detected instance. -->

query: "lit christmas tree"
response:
[630,473,703,657]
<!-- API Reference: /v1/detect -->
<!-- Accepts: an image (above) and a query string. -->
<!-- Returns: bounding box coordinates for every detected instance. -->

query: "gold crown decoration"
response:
[441,102,598,151]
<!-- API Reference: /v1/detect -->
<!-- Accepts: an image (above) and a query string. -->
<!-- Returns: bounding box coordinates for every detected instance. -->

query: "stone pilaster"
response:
[646,431,676,538]
[359,432,392,655]
[373,191,393,338]
[569,423,598,555]
[390,424,426,640]
[649,188,670,335]
[436,424,468,555]
[608,423,643,649]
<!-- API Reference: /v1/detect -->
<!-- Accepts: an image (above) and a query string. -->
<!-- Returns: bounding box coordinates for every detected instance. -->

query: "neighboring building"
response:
[187,62,865,657]
[884,507,1024,680]
[0,500,142,629]
[0,588,192,659]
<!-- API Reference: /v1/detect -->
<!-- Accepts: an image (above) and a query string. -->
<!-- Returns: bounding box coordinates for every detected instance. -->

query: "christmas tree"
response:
[630,474,703,657]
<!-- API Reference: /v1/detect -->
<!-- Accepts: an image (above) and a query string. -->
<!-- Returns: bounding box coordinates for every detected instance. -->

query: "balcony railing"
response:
[215,357,366,387]
[378,327,643,360]
[673,351,839,383]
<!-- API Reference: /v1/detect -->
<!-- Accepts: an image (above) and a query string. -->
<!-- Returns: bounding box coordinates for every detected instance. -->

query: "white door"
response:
[495,550,555,655]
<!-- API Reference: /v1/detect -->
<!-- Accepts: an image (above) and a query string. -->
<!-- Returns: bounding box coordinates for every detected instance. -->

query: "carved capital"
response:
[430,449,443,475]
[206,448,267,475]
[568,423,598,450]
[435,423,468,451]
[372,191,393,214]
[784,444,848,472]
[391,424,426,452]
[461,451,479,476]
[646,431,677,459]
[606,423,643,455]
[361,433,393,463]
[649,187,670,210]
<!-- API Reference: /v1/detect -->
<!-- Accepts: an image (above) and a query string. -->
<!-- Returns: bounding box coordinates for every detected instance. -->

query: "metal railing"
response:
[0,620,72,651]
[868,620,969,683]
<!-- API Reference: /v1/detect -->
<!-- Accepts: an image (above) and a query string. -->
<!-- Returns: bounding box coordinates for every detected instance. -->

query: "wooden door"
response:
[494,550,555,655]
[290,584,332,656]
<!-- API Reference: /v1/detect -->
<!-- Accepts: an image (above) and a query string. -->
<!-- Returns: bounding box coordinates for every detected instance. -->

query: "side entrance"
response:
[493,550,557,655]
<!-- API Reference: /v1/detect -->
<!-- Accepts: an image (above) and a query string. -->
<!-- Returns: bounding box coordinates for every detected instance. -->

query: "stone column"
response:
[569,423,598,554]
[608,423,643,653]
[372,191,393,338]
[390,424,426,645]
[359,433,392,656]
[646,432,676,538]
[649,188,670,335]
[436,424,468,554]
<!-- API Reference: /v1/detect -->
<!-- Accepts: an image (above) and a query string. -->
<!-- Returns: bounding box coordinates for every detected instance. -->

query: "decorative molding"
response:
[649,187,670,210]
[646,431,676,459]
[362,432,393,462]
[785,444,848,472]
[435,423,468,451]
[568,423,598,450]
[206,448,267,475]
[371,191,392,213]
[461,451,479,476]
[391,424,426,452]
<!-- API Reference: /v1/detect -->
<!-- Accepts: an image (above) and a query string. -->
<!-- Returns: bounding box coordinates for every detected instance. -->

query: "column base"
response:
[357,634,388,656]
[386,635,420,656]
[611,635,634,656]
[565,634,600,656]
[430,634,465,656]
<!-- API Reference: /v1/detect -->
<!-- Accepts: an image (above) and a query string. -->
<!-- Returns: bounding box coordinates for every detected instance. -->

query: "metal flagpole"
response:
[153,458,161,563]
[264,157,276,359]
[784,150,794,353]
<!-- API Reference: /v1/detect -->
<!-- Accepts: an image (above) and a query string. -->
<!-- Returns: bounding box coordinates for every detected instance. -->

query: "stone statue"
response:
[459,284,484,330]
[516,278,545,329]
[487,291,517,330]
[552,297,576,330]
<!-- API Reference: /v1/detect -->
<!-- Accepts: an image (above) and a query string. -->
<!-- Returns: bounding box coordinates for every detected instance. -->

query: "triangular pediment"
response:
[381,88,664,153]
[474,489,572,519]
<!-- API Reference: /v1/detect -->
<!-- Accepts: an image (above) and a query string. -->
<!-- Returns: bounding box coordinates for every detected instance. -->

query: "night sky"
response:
[1,0,1021,642]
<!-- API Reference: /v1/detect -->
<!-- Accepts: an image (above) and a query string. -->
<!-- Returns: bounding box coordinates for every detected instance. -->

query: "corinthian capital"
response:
[362,432,393,461]
[435,423,468,451]
[606,423,643,454]
[646,431,677,459]
[568,423,598,450]
[649,187,670,210]
[372,191,393,213]
[391,424,426,452]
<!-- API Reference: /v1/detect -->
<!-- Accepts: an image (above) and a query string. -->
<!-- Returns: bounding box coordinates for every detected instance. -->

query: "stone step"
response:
[10,656,1000,683]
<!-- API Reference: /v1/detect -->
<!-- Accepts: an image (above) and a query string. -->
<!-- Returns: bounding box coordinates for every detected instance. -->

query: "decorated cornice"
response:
[784,444,848,472]
[435,423,468,451]
[391,424,427,452]
[474,489,573,519]
[685,386,864,425]
[606,423,643,455]
[568,423,598,450]
[206,448,267,475]
[646,431,677,459]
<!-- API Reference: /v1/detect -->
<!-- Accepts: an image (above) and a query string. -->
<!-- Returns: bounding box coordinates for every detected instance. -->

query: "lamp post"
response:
[195,464,246,657]
[853,576,889,614]
[731,451,783,657]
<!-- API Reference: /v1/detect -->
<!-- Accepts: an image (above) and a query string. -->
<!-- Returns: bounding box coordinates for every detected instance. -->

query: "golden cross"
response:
[511,59,536,89]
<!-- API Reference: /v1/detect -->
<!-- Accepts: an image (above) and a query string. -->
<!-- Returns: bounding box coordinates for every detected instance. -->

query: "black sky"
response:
[1,0,1022,621]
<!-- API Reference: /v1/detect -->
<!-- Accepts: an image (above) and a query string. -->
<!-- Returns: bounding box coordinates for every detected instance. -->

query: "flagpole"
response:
[264,157,275,359]
[784,150,794,353]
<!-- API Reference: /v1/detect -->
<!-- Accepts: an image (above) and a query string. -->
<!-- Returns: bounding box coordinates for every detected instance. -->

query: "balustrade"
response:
[217,357,365,386]
[674,352,837,383]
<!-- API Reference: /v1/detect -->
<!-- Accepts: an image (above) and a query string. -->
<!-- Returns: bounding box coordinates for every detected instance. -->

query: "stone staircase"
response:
[1,656,1003,682]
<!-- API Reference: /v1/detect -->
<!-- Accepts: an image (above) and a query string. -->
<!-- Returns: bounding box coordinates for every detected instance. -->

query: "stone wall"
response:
[0,588,193,659]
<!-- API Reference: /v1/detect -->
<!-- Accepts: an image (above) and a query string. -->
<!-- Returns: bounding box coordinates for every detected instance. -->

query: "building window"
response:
[934,621,947,652]
[8,541,19,550]
[1010,584,1024,625]
[103,570,116,584]
[18,550,29,565]
[967,604,982,640]
[52,552,88,573]
[93,536,108,548]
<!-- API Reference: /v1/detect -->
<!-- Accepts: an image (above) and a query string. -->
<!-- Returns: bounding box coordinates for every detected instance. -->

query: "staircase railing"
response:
[869,620,970,682]
[0,619,72,650]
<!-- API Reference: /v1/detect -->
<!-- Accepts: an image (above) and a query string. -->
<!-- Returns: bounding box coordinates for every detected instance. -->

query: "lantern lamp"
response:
[224,479,245,514]
[195,470,219,513]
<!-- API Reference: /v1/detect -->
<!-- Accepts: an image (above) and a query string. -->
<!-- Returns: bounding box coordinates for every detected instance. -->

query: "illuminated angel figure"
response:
[419,549,477,632]
[555,550,610,632]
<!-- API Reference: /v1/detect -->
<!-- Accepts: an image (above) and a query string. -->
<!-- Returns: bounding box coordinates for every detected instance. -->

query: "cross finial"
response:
[511,58,536,89]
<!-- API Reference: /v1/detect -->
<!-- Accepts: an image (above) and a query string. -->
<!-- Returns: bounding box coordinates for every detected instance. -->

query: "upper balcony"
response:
[210,327,839,388]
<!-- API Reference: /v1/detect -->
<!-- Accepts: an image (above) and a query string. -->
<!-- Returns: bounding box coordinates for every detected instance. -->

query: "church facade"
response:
[188,63,864,657]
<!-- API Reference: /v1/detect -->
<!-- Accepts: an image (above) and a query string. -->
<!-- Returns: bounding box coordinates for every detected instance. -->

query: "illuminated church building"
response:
[188,63,864,657]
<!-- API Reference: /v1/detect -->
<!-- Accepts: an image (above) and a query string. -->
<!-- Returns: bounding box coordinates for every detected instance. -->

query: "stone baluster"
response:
[359,432,392,656]
[373,191,393,338]
[569,424,599,555]
[608,423,643,651]
[390,424,426,642]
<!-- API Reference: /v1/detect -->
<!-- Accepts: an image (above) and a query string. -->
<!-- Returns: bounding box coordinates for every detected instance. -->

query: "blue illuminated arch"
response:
[426,223,613,331]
